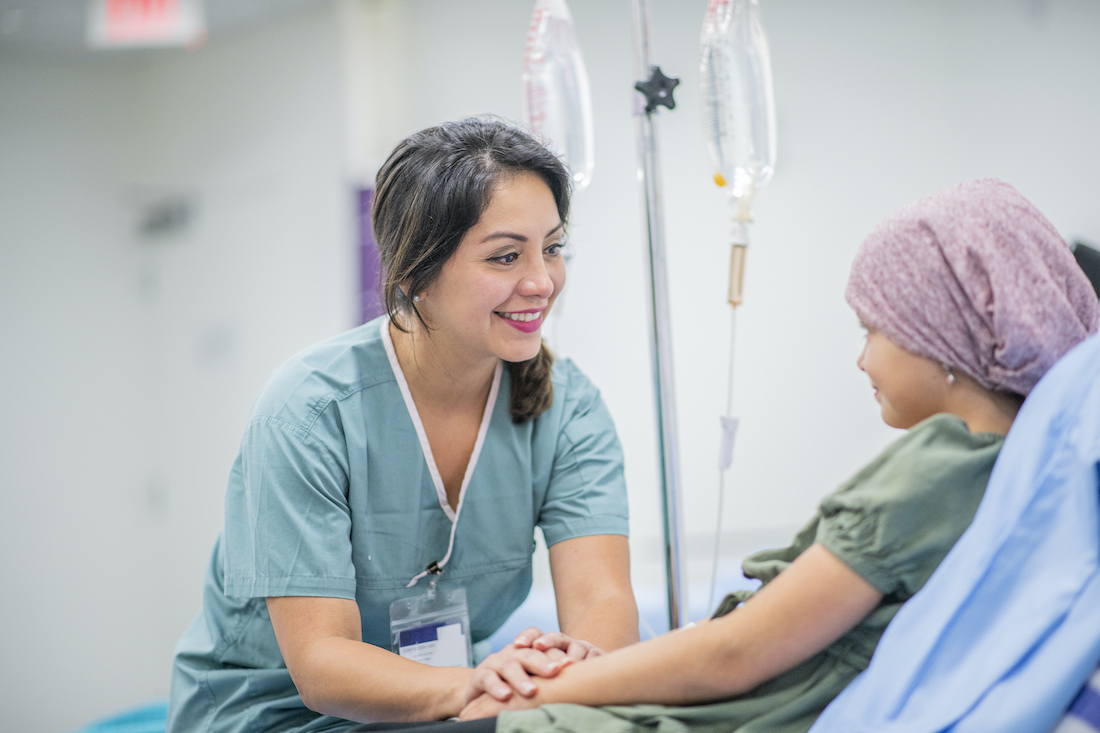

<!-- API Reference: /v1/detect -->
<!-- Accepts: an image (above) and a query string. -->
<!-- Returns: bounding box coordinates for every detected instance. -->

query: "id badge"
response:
[390,585,473,668]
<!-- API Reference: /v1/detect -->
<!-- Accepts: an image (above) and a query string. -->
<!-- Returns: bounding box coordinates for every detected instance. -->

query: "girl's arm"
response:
[267,596,563,723]
[460,543,883,718]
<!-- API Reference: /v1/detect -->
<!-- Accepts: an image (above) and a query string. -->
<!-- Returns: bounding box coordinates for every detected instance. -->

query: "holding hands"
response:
[464,627,602,708]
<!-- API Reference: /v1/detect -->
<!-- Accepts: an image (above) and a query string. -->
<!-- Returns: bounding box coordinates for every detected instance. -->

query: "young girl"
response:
[458,178,1100,733]
[167,119,639,733]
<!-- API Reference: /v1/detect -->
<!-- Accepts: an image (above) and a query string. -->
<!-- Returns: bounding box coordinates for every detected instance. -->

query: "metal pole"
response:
[630,0,688,630]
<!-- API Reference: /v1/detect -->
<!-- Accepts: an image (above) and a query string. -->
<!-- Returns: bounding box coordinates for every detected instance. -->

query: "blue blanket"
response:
[811,334,1100,733]
[1054,666,1100,733]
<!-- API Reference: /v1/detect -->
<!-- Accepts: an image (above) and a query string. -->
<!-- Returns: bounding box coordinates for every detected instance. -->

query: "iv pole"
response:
[630,0,688,630]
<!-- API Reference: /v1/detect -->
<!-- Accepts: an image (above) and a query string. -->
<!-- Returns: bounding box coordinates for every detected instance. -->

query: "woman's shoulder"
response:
[250,317,393,426]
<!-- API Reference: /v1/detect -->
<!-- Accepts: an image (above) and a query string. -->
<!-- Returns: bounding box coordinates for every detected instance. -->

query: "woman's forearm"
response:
[295,635,472,723]
[268,596,474,723]
[549,534,639,653]
[559,585,640,652]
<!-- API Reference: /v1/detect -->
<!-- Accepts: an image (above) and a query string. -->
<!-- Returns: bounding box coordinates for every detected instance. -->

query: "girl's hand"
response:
[512,626,604,662]
[464,641,570,705]
[460,689,541,720]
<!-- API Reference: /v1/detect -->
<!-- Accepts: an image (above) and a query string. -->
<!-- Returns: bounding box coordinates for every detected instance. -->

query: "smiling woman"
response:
[401,172,566,373]
[166,118,639,733]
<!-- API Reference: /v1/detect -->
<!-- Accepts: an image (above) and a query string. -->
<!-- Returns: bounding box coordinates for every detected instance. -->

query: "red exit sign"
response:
[86,0,206,48]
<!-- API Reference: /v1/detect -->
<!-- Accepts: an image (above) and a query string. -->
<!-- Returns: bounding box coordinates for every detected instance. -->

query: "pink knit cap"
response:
[846,179,1099,396]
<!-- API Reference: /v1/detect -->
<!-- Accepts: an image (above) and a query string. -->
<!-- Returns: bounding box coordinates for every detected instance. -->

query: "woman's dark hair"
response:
[372,117,571,423]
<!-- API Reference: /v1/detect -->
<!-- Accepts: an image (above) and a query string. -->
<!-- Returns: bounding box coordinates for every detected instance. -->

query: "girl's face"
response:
[417,172,566,367]
[857,326,950,429]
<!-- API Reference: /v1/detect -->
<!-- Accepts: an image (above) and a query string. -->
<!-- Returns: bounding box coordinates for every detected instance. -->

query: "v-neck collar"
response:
[381,319,502,522]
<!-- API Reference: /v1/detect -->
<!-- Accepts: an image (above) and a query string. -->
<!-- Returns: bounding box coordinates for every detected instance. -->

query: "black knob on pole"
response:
[634,65,680,113]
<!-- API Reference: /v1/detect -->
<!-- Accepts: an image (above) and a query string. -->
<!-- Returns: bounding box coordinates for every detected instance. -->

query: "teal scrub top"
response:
[167,317,630,733]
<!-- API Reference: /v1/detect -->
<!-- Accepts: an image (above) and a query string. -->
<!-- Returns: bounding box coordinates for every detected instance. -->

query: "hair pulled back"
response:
[372,117,571,423]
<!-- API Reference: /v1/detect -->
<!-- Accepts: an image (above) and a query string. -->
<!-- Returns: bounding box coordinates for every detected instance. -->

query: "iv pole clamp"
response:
[635,66,680,113]
[630,0,688,631]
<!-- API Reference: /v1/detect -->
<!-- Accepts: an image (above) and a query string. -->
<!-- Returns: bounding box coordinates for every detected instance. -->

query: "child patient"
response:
[458,178,1100,733]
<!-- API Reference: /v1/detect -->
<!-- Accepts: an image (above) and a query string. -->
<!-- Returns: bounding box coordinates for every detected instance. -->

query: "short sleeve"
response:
[537,362,630,547]
[222,410,357,600]
[815,414,1002,599]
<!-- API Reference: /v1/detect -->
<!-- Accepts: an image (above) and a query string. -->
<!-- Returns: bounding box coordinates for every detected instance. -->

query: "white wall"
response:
[0,5,350,732]
[2,0,1100,730]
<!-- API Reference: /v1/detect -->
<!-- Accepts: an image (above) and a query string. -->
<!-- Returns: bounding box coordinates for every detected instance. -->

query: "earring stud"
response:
[943,363,956,385]
[413,295,421,303]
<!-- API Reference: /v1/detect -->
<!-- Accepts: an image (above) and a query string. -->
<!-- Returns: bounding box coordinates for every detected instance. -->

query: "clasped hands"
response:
[461,626,600,719]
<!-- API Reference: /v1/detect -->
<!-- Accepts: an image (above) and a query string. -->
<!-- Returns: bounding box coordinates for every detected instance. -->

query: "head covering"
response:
[846,178,1099,396]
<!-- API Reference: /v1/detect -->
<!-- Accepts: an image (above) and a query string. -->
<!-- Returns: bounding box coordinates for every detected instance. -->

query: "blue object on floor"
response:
[72,700,167,733]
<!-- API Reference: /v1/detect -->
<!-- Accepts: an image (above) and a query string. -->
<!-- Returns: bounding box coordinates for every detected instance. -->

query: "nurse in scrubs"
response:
[167,118,639,733]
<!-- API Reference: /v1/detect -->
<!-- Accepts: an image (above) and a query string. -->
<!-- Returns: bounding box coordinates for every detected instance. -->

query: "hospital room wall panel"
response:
[0,5,352,732]
[0,58,156,731]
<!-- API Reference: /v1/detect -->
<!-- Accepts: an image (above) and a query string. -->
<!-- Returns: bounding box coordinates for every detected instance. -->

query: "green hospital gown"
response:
[498,413,1004,733]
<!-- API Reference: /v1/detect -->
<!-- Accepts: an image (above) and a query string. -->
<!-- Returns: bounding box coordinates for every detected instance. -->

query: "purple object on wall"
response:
[359,188,386,324]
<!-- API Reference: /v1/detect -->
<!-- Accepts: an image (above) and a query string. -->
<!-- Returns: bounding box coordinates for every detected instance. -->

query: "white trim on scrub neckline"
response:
[380,319,503,588]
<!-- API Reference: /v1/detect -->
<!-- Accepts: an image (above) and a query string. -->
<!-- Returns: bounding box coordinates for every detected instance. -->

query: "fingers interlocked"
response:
[465,642,569,704]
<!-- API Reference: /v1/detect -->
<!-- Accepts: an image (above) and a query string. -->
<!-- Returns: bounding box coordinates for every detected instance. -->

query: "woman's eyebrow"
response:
[479,222,564,244]
[480,231,527,244]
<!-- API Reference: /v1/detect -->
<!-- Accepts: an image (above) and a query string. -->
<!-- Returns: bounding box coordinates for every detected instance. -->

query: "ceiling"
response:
[0,0,329,60]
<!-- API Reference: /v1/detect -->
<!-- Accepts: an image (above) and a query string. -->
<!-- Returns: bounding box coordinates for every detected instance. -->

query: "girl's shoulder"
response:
[861,413,1002,479]
[818,414,1006,597]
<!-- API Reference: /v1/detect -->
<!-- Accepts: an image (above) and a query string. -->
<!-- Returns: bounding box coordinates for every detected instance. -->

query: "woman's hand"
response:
[464,637,570,705]
[512,626,604,662]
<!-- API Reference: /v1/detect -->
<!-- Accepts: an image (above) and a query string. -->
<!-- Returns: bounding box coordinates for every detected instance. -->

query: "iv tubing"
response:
[708,310,738,612]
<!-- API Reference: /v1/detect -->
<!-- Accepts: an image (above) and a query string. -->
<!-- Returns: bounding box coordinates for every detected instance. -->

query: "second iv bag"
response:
[700,0,777,222]
[523,0,595,192]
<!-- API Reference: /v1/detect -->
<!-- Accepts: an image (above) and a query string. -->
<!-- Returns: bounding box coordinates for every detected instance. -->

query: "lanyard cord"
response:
[380,319,503,589]
[406,518,461,588]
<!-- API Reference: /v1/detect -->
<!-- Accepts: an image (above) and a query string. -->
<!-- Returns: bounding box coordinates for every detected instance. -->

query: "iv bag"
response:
[522,0,595,192]
[699,0,777,220]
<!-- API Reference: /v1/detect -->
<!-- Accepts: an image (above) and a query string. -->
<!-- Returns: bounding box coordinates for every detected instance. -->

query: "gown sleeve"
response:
[815,414,1001,599]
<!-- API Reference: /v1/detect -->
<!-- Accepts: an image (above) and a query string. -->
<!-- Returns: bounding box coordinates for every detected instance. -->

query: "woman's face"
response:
[417,172,566,366]
[857,326,950,429]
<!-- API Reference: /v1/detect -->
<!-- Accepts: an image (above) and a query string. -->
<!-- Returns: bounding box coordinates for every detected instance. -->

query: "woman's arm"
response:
[461,543,882,718]
[547,534,639,653]
[466,534,639,701]
[267,596,473,723]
